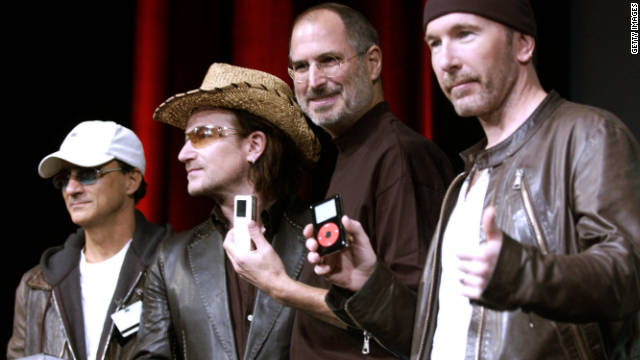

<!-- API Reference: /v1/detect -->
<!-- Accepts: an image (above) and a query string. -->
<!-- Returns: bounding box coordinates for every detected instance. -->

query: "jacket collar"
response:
[187,222,237,358]
[460,91,562,172]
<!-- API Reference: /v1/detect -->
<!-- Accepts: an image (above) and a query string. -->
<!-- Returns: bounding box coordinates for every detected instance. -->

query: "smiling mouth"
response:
[309,93,339,107]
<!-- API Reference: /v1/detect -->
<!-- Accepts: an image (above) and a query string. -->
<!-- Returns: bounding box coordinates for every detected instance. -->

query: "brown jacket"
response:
[7,211,171,360]
[328,92,640,359]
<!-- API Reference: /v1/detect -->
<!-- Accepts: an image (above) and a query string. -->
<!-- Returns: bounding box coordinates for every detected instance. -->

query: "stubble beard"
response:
[298,63,374,135]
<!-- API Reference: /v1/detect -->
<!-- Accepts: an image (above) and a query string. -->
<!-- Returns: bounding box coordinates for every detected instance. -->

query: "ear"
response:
[515,32,536,64]
[364,45,382,82]
[125,170,143,197]
[245,130,267,163]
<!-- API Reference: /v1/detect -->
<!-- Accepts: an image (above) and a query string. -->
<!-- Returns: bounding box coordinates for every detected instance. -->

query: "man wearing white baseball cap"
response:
[8,120,172,360]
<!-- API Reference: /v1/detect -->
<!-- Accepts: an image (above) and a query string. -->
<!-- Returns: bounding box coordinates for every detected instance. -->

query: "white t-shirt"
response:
[430,169,490,359]
[79,239,132,360]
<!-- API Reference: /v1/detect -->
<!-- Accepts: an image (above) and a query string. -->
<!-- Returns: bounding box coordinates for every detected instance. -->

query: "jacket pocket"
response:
[513,168,591,360]
[512,169,549,254]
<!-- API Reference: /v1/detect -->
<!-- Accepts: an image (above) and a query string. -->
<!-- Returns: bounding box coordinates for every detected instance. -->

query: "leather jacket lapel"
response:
[188,225,238,360]
[244,213,306,359]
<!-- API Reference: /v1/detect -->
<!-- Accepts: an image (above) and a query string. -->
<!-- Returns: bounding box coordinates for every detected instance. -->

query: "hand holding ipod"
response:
[304,213,378,292]
[311,195,349,256]
[234,195,257,252]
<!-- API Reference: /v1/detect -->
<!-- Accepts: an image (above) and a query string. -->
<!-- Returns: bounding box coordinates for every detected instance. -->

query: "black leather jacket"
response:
[133,199,310,360]
[7,211,172,360]
[328,92,640,359]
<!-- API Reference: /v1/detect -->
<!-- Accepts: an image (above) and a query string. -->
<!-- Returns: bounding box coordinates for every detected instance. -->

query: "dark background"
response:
[3,0,638,351]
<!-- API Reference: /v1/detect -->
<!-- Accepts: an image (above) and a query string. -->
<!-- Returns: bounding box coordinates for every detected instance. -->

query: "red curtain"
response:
[130,0,170,222]
[131,0,434,231]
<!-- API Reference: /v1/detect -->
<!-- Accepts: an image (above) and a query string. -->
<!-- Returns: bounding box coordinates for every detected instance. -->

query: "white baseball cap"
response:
[38,120,146,178]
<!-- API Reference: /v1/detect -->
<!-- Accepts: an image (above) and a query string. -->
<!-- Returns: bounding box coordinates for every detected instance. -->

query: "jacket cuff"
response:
[479,233,523,310]
[324,261,394,328]
[325,284,358,328]
[327,262,415,357]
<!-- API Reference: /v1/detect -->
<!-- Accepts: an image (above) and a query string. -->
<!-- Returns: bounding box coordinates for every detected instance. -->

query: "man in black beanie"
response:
[304,0,640,358]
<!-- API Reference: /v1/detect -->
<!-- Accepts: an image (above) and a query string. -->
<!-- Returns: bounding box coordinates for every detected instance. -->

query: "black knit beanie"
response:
[423,0,537,37]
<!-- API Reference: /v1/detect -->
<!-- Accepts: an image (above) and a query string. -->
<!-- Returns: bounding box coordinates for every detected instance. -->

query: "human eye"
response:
[456,27,477,41]
[426,36,441,51]
[77,168,98,182]
[291,61,309,73]
[197,126,214,139]
[318,55,340,69]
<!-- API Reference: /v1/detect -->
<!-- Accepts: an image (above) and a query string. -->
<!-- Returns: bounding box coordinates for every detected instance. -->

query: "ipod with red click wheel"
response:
[311,194,348,256]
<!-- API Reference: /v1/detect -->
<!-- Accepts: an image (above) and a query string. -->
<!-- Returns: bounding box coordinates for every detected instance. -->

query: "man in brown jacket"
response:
[305,0,640,358]
[7,121,171,360]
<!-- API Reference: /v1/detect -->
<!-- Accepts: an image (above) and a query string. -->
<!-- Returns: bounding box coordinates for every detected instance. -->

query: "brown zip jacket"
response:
[327,92,640,359]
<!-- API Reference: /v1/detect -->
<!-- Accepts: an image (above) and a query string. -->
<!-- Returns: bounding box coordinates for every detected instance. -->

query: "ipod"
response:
[311,194,348,255]
[234,195,257,252]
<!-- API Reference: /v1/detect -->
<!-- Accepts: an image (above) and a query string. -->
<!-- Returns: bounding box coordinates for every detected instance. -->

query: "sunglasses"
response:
[53,167,123,189]
[185,125,241,148]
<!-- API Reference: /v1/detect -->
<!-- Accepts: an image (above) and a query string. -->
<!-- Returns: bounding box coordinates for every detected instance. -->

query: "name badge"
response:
[110,300,142,337]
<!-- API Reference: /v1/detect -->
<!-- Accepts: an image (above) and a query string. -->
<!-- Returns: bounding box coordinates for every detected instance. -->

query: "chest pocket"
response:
[500,168,550,253]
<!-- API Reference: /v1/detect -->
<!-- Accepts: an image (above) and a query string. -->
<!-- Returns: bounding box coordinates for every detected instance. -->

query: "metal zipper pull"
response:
[513,169,523,189]
[362,330,371,355]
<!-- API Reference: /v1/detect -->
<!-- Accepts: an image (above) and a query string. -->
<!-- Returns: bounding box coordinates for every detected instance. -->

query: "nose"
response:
[64,176,84,195]
[434,41,461,74]
[307,63,328,89]
[178,141,195,164]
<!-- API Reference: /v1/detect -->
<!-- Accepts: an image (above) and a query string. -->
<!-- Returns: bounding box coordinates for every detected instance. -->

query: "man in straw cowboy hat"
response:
[132,63,321,359]
[305,0,640,358]
[8,121,172,360]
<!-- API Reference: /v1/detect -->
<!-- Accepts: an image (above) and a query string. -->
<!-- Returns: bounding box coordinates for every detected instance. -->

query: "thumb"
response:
[481,206,501,242]
[341,215,363,234]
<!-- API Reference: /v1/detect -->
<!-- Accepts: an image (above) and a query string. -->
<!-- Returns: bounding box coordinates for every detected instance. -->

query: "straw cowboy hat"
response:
[153,63,320,163]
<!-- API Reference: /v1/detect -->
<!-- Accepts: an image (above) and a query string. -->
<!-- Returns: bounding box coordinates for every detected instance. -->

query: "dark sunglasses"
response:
[53,167,123,189]
[185,125,241,148]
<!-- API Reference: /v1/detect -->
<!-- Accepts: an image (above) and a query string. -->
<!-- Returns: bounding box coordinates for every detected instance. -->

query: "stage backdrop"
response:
[5,0,636,350]
[130,0,439,232]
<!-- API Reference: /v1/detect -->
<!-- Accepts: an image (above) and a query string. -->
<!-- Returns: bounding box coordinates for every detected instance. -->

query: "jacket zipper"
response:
[51,291,79,360]
[513,169,548,253]
[99,270,145,360]
[343,303,396,356]
[474,307,486,360]
[362,330,371,354]
[513,168,589,360]
[182,329,188,359]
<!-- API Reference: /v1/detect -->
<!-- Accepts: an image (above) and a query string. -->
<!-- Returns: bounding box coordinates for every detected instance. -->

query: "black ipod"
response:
[311,194,348,256]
